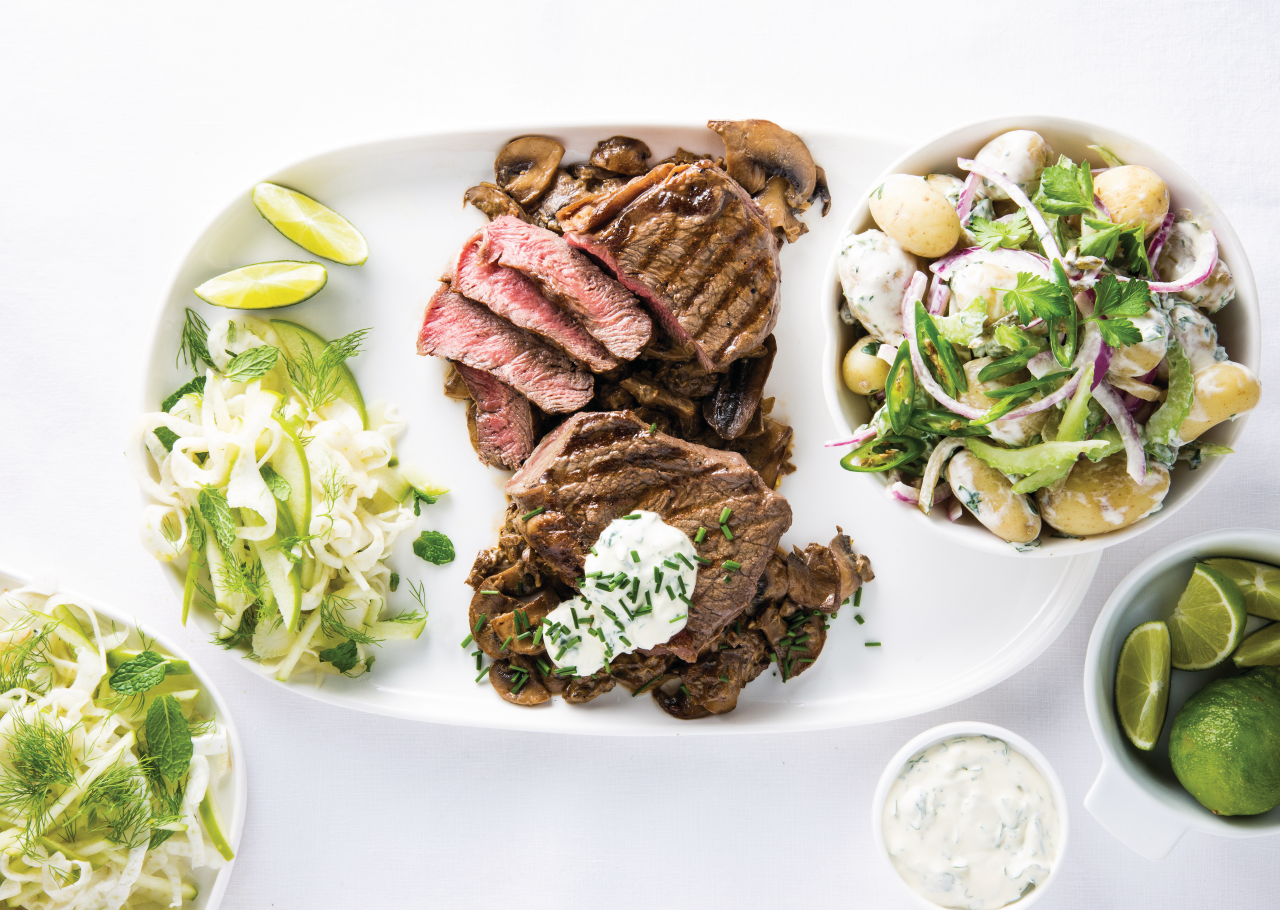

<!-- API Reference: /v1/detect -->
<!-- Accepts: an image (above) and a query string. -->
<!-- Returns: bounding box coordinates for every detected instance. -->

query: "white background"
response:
[1,2,1277,907]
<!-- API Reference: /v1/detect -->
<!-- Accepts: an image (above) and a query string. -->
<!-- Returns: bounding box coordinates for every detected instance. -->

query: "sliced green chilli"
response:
[909,409,991,437]
[839,436,926,473]
[885,343,916,434]
[915,300,968,397]
[984,370,1071,399]
[977,348,1038,383]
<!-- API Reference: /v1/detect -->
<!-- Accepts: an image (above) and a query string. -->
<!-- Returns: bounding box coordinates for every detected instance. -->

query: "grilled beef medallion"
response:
[560,161,781,372]
[506,410,792,662]
[451,363,534,470]
[417,284,593,413]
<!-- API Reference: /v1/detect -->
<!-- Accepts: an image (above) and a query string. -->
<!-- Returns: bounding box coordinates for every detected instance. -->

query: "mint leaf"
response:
[1079,217,1126,260]
[162,376,206,412]
[412,530,455,565]
[389,572,400,592]
[1033,156,1096,216]
[153,427,181,452]
[319,640,359,673]
[1093,274,1151,318]
[224,345,279,383]
[197,486,236,552]
[970,211,1031,251]
[1001,272,1071,326]
[109,650,168,695]
[1095,317,1143,348]
[259,465,291,502]
[410,488,440,517]
[145,694,193,782]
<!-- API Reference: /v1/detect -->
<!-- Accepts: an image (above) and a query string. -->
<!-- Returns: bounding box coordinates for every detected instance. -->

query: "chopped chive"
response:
[520,506,545,521]
[719,507,732,524]
[621,513,641,520]
[854,588,863,607]
[677,576,686,594]
[460,633,474,648]
[865,641,881,647]
[720,525,733,540]
[723,560,742,571]
[631,550,640,563]
[555,637,581,660]
[797,658,815,664]
[479,590,500,595]
[533,625,545,645]
[389,572,400,592]
[500,635,513,651]
[632,677,663,697]
[663,559,680,570]
[619,636,632,647]
[723,575,732,583]
[537,659,551,674]
[571,607,580,628]
[676,552,695,569]
[718,675,731,683]
[556,666,576,676]
[855,614,865,625]
[511,676,528,694]
[475,666,490,682]
[792,635,809,645]
[654,567,662,585]
[670,613,687,622]
[621,602,636,621]
[629,579,640,602]
[694,527,707,544]
[666,585,676,600]
[649,422,657,435]
[517,630,534,640]
[693,555,711,565]
[591,547,598,555]
[678,593,691,606]
[517,580,524,595]
[680,684,691,696]
[587,570,604,578]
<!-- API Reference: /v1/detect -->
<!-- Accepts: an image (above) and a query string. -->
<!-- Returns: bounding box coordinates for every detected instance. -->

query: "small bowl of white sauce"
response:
[871,722,1069,909]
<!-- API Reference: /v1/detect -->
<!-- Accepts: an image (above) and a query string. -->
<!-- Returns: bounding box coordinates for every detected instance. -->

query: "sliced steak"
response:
[480,215,652,361]
[506,410,792,662]
[561,161,781,372]
[417,284,592,413]
[452,363,534,469]
[450,232,619,372]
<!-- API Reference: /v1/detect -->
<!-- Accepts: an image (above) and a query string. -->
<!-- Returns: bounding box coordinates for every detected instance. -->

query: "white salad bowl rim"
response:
[1082,527,1280,860]
[870,720,1070,910]
[0,565,247,910]
[820,114,1262,559]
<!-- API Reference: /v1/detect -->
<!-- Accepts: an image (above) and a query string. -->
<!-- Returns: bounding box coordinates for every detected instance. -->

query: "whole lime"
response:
[1169,667,1280,816]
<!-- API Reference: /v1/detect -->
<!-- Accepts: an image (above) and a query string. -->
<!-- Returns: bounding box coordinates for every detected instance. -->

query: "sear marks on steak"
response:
[452,363,535,470]
[505,410,792,662]
[418,284,593,413]
[481,216,652,362]
[450,232,619,372]
[561,161,781,372]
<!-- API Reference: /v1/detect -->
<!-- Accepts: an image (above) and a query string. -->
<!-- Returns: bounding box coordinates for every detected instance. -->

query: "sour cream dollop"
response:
[881,736,1061,909]
[542,511,697,676]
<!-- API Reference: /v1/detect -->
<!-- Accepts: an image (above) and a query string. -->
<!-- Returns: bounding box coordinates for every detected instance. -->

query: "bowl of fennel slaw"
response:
[0,569,244,909]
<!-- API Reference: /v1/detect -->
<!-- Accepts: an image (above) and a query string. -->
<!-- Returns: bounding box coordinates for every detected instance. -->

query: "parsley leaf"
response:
[412,530,455,565]
[1033,156,1096,216]
[1079,217,1127,260]
[223,345,280,383]
[319,640,360,673]
[153,427,181,452]
[1093,274,1152,318]
[109,651,168,695]
[176,308,213,373]
[1115,225,1152,278]
[162,375,206,413]
[197,486,236,552]
[1000,272,1071,326]
[1094,318,1143,348]
[259,465,291,502]
[145,695,193,782]
[970,211,1031,251]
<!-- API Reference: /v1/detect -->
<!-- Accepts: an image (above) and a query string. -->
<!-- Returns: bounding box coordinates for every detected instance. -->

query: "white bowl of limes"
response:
[1083,527,1280,860]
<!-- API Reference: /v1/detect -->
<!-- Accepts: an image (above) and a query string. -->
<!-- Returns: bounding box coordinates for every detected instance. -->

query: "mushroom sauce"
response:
[881,736,1060,909]
[542,511,697,676]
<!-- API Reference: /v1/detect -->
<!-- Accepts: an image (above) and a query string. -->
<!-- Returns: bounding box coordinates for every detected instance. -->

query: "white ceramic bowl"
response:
[0,566,247,909]
[821,115,1262,559]
[1083,528,1280,860]
[871,721,1070,909]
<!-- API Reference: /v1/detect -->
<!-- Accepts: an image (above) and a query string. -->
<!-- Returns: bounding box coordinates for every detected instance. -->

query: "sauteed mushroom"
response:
[489,655,550,706]
[811,166,831,216]
[589,135,652,176]
[755,175,807,243]
[704,335,777,439]
[708,119,817,209]
[494,136,565,206]
[463,182,530,222]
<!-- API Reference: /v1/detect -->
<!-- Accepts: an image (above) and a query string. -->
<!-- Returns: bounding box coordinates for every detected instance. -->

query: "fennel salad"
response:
[835,129,1259,547]
[0,584,233,910]
[131,310,447,682]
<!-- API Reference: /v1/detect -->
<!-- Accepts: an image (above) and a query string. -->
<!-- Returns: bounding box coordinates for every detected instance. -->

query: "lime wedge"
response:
[1234,622,1280,667]
[1115,620,1171,750]
[194,261,327,310]
[1168,563,1247,670]
[1205,557,1280,620]
[253,183,368,266]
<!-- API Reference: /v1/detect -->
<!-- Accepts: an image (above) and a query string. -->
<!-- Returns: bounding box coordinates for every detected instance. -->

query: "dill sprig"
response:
[176,307,213,373]
[0,713,79,848]
[0,624,57,695]
[319,594,380,645]
[75,759,154,848]
[283,328,370,412]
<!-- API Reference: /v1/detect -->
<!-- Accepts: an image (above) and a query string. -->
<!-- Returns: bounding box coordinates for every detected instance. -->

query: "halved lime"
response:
[1205,558,1280,620]
[1115,620,1171,750]
[1234,623,1280,668]
[253,183,368,266]
[194,261,327,310]
[1168,563,1248,670]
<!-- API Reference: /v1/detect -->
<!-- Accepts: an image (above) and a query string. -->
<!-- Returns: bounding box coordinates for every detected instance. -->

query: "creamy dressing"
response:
[542,511,697,676]
[882,736,1060,909]
[837,229,917,343]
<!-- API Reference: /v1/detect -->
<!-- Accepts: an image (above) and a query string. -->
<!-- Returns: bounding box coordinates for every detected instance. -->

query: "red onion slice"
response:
[1142,228,1218,293]
[919,437,968,515]
[825,426,878,448]
[948,500,963,522]
[889,482,920,504]
[958,158,1064,262]
[1094,379,1147,482]
[1093,195,1112,221]
[931,245,1052,281]
[1145,213,1176,265]
[901,272,986,420]
[926,276,951,316]
[956,172,981,222]
[1000,328,1104,420]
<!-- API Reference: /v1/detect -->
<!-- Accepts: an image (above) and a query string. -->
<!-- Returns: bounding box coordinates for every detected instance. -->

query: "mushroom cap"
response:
[463,182,530,223]
[754,175,808,244]
[494,136,565,206]
[589,135,652,176]
[708,119,817,209]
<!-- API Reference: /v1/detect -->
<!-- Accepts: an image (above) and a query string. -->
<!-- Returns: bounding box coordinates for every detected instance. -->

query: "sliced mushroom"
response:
[442,362,472,401]
[726,412,794,490]
[785,543,843,612]
[652,676,712,720]
[463,182,530,223]
[489,655,550,706]
[589,136,652,176]
[755,551,790,606]
[704,335,777,439]
[620,376,699,422]
[486,591,557,655]
[494,136,564,206]
[608,651,675,693]
[755,175,807,243]
[811,166,831,217]
[828,528,865,605]
[654,147,713,167]
[708,120,817,209]
[567,162,629,187]
[563,668,616,704]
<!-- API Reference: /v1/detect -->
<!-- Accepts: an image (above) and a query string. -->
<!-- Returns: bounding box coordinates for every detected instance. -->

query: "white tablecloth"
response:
[1,2,1276,907]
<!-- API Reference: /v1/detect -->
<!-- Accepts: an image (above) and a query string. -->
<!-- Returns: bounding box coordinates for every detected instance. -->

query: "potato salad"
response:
[835,130,1260,547]
[130,311,441,681]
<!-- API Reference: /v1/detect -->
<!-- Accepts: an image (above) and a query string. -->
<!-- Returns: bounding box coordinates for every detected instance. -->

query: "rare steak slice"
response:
[449,232,619,373]
[417,284,592,413]
[561,161,781,372]
[506,410,792,661]
[452,363,534,469]
[481,216,652,361]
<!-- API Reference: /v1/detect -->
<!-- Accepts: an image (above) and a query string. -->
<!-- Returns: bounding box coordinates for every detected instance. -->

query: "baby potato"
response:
[974,130,1054,200]
[843,342,890,395]
[1094,165,1169,237]
[1037,454,1170,537]
[1108,309,1170,377]
[959,358,1049,447]
[925,173,965,207]
[869,174,961,258]
[949,261,1021,327]
[947,449,1041,544]
[1176,360,1262,442]
[1168,304,1223,371]
[837,229,917,344]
